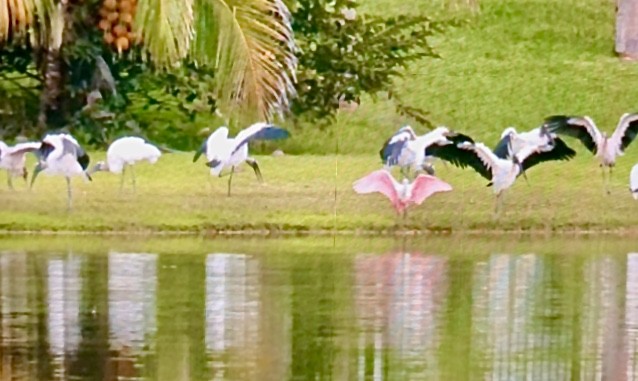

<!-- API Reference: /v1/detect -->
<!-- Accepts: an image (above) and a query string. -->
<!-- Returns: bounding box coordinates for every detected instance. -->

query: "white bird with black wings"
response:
[0,140,41,189]
[193,122,290,196]
[543,113,638,193]
[30,133,92,211]
[426,138,576,215]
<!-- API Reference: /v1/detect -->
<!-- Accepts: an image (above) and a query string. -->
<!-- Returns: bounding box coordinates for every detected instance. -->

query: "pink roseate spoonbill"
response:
[631,163,638,200]
[30,133,92,211]
[543,113,638,194]
[352,169,453,218]
[379,125,475,177]
[193,122,291,196]
[0,140,41,189]
[87,136,162,191]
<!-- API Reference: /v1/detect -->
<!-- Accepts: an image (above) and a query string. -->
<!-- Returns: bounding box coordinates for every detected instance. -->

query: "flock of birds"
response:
[353,113,638,217]
[1,114,638,216]
[0,122,290,210]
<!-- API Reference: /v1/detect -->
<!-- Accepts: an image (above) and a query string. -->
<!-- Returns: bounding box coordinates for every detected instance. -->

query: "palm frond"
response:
[0,0,37,42]
[134,0,195,67]
[192,0,298,122]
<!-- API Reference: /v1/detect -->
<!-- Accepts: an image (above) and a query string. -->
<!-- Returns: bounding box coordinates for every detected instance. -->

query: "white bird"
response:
[88,136,162,191]
[193,122,290,196]
[543,113,638,193]
[30,133,92,211]
[493,125,559,159]
[631,164,638,200]
[0,141,41,189]
[352,169,453,218]
[427,139,575,215]
[379,125,474,177]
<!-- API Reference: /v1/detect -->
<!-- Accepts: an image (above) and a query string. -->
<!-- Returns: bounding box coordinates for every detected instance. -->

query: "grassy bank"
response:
[1,152,637,234]
[281,0,638,154]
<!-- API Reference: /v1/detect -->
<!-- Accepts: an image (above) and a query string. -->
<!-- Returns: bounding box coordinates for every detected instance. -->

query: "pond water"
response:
[0,236,637,381]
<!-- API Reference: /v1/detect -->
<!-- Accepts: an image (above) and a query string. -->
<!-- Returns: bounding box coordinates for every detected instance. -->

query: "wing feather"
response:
[379,126,416,165]
[352,169,399,204]
[517,137,576,171]
[231,122,290,155]
[543,115,600,153]
[409,175,453,205]
[426,139,492,180]
[611,113,638,152]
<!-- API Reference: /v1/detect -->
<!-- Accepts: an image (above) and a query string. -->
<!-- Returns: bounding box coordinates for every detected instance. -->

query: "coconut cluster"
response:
[98,0,138,53]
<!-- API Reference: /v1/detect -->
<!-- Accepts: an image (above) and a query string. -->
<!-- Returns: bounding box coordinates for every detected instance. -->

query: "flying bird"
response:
[631,164,638,200]
[352,169,453,217]
[427,140,575,215]
[0,140,41,189]
[193,122,290,196]
[493,125,559,159]
[379,125,474,177]
[88,136,162,191]
[30,133,92,211]
[543,113,638,193]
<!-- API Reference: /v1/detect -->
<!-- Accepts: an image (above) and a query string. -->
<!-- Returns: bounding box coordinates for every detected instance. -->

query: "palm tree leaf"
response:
[192,0,298,122]
[0,0,56,47]
[134,0,195,67]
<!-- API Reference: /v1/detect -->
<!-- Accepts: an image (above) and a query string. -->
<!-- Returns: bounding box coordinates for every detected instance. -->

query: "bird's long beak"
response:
[86,164,100,176]
[30,162,43,189]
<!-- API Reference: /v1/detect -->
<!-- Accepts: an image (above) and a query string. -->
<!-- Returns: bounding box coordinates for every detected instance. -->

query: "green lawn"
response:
[1,152,637,234]
[283,0,638,154]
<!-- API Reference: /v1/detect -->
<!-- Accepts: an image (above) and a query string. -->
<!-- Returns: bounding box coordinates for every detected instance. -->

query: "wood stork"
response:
[631,164,638,200]
[543,113,638,193]
[87,136,162,191]
[30,133,91,211]
[493,125,558,159]
[193,122,290,196]
[379,125,475,177]
[0,141,41,189]
[426,139,575,215]
[352,169,452,218]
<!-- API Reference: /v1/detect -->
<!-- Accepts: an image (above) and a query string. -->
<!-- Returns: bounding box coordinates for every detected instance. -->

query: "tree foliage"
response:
[290,0,444,125]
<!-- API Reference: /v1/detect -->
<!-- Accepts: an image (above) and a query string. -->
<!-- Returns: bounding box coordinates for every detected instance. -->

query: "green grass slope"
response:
[286,0,638,155]
[1,153,637,234]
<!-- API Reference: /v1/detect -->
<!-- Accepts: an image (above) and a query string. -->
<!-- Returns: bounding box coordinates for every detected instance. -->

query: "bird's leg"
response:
[246,158,263,183]
[130,165,137,193]
[607,166,613,195]
[120,165,126,192]
[6,172,13,190]
[493,193,504,219]
[66,177,73,212]
[227,167,235,197]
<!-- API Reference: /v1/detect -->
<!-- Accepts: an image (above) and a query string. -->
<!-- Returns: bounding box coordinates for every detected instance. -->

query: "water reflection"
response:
[1,245,638,380]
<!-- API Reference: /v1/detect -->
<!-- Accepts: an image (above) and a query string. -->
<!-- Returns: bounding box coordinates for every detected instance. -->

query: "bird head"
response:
[512,155,529,183]
[87,161,108,176]
[539,125,555,145]
[30,161,45,189]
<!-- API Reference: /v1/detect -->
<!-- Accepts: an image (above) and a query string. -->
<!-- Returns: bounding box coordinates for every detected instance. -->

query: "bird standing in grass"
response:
[427,139,575,216]
[30,133,91,211]
[193,122,290,196]
[379,125,474,178]
[88,136,162,192]
[631,164,638,200]
[0,141,41,189]
[352,169,453,218]
[543,113,638,194]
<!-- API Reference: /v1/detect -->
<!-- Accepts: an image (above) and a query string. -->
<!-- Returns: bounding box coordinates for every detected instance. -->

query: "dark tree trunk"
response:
[37,1,73,135]
[616,0,638,60]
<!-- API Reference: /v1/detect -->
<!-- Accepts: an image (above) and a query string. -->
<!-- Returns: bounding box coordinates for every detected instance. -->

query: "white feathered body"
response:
[40,134,88,180]
[502,127,553,156]
[106,137,162,174]
[631,164,638,200]
[393,127,449,171]
[0,141,40,177]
